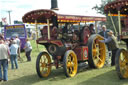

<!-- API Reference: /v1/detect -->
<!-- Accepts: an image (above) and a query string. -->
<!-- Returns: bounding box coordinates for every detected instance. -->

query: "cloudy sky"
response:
[0,0,104,24]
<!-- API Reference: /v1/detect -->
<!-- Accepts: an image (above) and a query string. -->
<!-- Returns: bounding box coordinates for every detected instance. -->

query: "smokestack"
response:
[51,0,59,10]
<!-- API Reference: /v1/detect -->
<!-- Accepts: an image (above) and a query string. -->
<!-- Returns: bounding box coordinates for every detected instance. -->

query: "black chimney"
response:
[51,0,59,10]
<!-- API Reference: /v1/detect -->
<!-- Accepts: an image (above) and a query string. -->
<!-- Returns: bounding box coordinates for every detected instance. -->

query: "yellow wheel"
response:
[36,52,51,78]
[88,34,106,68]
[63,50,78,77]
[115,49,128,79]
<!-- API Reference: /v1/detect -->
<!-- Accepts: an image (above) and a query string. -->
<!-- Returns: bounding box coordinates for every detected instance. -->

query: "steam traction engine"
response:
[104,0,128,79]
[22,9,106,78]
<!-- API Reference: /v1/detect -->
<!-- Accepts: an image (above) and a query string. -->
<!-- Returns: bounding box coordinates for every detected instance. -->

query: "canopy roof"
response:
[57,14,106,23]
[22,9,106,24]
[22,9,57,23]
[104,0,128,15]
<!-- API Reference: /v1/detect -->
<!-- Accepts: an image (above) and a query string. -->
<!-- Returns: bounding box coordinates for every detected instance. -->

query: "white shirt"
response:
[15,38,20,47]
[10,44,19,55]
[0,44,9,60]
[25,41,32,52]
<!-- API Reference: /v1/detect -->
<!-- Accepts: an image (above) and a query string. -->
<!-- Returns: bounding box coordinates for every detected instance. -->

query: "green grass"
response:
[1,40,128,85]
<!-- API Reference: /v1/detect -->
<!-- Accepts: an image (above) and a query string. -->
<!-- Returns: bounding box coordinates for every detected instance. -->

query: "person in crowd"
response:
[5,39,10,46]
[9,37,14,47]
[80,26,90,44]
[24,39,32,61]
[99,25,111,65]
[89,24,95,34]
[51,26,58,39]
[0,39,10,81]
[99,30,119,66]
[99,25,109,38]
[0,33,4,41]
[15,36,21,58]
[9,40,19,69]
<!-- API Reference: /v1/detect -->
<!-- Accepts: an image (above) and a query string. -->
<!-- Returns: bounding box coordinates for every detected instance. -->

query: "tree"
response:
[93,0,119,36]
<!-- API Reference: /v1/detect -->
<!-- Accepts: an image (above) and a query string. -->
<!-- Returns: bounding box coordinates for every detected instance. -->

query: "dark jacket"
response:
[99,30,110,38]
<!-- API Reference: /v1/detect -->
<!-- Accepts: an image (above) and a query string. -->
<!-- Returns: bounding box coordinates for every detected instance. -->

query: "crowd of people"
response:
[0,35,32,82]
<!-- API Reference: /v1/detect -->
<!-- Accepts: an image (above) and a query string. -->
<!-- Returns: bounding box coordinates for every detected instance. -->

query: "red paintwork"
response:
[50,40,63,47]
[74,46,88,61]
[36,37,63,47]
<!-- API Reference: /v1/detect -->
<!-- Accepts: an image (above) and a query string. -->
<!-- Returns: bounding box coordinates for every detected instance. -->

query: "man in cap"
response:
[99,30,119,66]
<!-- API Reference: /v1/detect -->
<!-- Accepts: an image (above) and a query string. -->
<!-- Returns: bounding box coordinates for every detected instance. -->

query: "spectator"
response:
[89,24,95,34]
[9,37,14,47]
[15,36,21,58]
[0,39,10,81]
[0,33,4,41]
[24,39,32,61]
[99,30,119,66]
[99,25,111,65]
[5,39,10,46]
[10,40,19,69]
[99,25,109,38]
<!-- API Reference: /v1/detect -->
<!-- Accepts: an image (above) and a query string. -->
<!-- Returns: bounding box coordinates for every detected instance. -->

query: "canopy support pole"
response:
[78,22,80,31]
[47,19,50,40]
[95,21,98,34]
[118,10,121,39]
[35,20,38,39]
[35,20,39,50]
[109,11,117,37]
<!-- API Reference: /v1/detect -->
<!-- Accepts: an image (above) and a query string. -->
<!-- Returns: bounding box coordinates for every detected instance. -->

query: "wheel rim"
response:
[39,53,51,77]
[66,52,78,77]
[119,50,128,78]
[92,36,106,68]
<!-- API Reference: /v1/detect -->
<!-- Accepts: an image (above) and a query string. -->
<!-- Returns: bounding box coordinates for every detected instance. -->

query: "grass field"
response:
[1,40,128,85]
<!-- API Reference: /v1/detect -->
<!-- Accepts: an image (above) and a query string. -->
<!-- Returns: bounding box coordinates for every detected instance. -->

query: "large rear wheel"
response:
[115,49,128,79]
[88,34,106,68]
[36,52,51,78]
[63,50,78,77]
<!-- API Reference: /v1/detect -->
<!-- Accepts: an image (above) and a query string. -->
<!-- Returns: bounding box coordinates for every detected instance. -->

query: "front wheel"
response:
[36,52,51,78]
[63,50,78,77]
[115,49,128,79]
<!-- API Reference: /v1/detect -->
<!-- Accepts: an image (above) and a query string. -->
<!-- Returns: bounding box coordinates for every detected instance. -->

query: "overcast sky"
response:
[0,0,104,24]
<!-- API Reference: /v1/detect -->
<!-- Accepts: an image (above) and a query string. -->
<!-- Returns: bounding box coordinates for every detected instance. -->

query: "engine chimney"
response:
[51,0,59,10]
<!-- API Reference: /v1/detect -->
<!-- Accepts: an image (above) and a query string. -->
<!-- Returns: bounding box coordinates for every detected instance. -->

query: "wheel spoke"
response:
[121,66,128,78]
[99,48,104,51]
[97,56,103,63]
[93,56,99,64]
[67,62,71,68]
[70,67,73,74]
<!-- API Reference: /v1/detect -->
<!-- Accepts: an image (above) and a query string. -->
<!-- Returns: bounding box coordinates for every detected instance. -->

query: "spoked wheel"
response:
[115,49,128,79]
[63,50,78,77]
[36,52,51,78]
[88,34,106,68]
